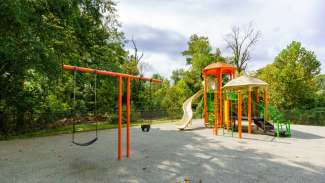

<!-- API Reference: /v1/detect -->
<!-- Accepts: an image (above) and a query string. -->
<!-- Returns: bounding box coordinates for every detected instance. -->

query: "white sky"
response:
[116,0,325,78]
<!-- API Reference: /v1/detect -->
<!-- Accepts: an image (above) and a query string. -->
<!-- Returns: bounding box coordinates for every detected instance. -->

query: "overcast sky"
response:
[116,0,325,78]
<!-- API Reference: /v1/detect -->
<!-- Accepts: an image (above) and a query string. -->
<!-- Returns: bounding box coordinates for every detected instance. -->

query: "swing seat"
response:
[141,124,150,132]
[72,137,98,146]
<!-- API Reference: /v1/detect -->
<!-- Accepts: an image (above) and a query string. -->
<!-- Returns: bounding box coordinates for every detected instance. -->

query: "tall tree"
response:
[0,0,126,132]
[171,69,185,84]
[182,34,225,92]
[258,41,320,110]
[225,23,261,73]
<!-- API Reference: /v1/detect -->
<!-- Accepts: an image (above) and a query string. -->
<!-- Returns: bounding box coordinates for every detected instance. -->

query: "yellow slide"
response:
[176,90,202,130]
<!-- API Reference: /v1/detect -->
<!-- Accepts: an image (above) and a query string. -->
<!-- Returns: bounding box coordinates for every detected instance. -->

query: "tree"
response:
[182,35,224,74]
[315,74,325,92]
[123,38,144,75]
[171,69,185,84]
[0,0,126,132]
[182,34,225,92]
[258,41,320,110]
[225,23,261,73]
[162,80,191,117]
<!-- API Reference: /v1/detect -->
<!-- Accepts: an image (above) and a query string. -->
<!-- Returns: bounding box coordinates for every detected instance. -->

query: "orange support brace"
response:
[118,76,123,160]
[126,77,131,158]
[248,88,252,134]
[63,64,161,83]
[238,90,242,139]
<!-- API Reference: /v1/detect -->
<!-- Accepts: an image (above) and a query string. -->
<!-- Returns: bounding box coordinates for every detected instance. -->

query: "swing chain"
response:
[93,70,98,136]
[71,67,98,146]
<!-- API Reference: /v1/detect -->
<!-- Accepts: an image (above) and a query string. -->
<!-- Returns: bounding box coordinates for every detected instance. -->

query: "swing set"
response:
[63,64,161,160]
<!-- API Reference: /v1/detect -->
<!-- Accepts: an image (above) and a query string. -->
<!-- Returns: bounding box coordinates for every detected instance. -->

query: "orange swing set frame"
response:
[63,64,161,160]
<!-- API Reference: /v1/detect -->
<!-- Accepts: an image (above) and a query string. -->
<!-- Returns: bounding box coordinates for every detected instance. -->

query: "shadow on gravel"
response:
[128,127,325,183]
[1,126,325,183]
[291,129,324,140]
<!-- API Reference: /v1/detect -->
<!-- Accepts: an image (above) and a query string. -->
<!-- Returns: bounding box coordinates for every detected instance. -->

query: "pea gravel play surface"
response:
[1,120,325,183]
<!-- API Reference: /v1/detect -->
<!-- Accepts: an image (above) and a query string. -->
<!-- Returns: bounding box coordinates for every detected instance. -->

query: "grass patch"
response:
[0,119,177,140]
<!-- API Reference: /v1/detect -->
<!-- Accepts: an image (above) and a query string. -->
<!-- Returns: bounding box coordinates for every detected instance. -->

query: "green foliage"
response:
[162,80,192,117]
[0,0,127,133]
[258,41,320,110]
[160,34,226,118]
[181,34,225,92]
[152,79,170,110]
[171,69,185,84]
[182,35,213,70]
[316,74,325,91]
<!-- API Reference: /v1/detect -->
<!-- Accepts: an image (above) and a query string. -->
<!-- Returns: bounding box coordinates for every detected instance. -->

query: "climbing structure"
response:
[223,75,269,138]
[179,61,291,138]
[202,62,236,135]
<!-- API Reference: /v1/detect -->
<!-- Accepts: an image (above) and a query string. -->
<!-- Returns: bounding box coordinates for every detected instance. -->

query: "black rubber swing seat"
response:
[71,69,99,147]
[141,124,151,132]
[72,137,98,146]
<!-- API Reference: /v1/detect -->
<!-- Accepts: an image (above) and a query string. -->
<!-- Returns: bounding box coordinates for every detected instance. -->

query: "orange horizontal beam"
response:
[63,64,161,83]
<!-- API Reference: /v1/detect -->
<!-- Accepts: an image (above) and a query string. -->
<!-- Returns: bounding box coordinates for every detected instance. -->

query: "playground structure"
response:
[177,62,291,138]
[63,64,161,160]
[202,62,236,135]
[222,75,271,138]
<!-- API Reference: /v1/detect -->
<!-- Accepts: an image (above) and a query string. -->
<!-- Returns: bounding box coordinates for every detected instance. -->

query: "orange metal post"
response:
[126,77,131,158]
[247,88,252,134]
[203,76,208,126]
[63,64,162,161]
[118,76,123,160]
[238,90,242,139]
[214,77,218,135]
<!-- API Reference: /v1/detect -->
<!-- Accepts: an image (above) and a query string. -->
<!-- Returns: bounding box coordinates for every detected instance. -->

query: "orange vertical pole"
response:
[255,88,259,115]
[264,88,268,121]
[238,90,242,138]
[248,88,252,134]
[214,76,218,135]
[118,76,123,160]
[126,77,131,158]
[203,75,208,127]
[219,70,222,128]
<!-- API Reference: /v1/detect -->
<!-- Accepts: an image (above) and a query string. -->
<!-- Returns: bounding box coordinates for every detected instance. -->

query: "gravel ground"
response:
[0,119,325,183]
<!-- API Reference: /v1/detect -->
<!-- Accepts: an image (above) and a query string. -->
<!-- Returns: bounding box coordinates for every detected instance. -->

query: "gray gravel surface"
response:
[0,119,325,183]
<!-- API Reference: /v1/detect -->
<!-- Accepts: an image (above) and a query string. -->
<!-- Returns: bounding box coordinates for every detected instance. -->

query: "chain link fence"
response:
[0,109,179,138]
[283,109,325,126]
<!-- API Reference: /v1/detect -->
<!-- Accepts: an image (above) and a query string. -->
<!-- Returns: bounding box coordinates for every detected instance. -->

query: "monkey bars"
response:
[63,64,161,160]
